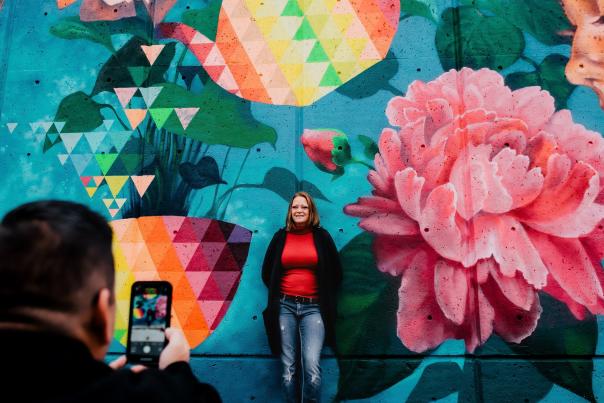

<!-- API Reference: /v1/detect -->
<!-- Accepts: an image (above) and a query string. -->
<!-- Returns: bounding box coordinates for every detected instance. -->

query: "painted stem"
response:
[218,148,251,219]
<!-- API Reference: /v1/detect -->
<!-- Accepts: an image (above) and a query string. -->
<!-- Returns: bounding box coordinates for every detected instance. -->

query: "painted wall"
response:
[1,0,604,401]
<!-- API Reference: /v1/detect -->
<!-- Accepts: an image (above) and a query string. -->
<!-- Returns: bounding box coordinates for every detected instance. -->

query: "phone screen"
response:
[127,281,172,365]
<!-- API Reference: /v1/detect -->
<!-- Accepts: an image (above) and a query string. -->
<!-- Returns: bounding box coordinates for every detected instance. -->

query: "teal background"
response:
[1,0,604,401]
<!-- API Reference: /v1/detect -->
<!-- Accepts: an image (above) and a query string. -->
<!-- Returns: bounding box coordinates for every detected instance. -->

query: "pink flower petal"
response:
[518,162,604,237]
[394,168,425,221]
[482,276,542,344]
[386,96,418,127]
[458,286,494,353]
[419,184,462,262]
[359,214,419,236]
[494,148,544,209]
[511,87,555,136]
[378,128,405,177]
[396,251,458,352]
[488,266,535,311]
[529,230,604,314]
[434,260,468,325]
[80,0,136,21]
[374,235,425,276]
[343,196,401,218]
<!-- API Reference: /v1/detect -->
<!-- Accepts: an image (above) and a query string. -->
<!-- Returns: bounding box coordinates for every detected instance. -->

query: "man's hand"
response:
[159,327,190,370]
[108,355,147,373]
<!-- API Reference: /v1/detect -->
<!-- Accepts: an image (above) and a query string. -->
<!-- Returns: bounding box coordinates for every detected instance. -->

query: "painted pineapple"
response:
[160,0,400,106]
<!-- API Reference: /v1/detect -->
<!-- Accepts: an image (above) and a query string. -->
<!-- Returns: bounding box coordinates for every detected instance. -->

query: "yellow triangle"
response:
[255,16,279,37]
[332,61,358,81]
[85,187,98,197]
[106,175,130,198]
[268,39,292,61]
[332,13,354,32]
[347,38,369,58]
[103,198,113,208]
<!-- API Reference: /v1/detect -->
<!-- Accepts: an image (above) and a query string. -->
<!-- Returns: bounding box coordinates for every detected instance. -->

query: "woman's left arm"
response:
[324,230,343,287]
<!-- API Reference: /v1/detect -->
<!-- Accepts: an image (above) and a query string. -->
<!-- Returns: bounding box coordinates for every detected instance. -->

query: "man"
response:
[0,200,221,402]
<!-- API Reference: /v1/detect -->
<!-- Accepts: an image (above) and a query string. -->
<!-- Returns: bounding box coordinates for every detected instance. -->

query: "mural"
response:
[1,0,604,401]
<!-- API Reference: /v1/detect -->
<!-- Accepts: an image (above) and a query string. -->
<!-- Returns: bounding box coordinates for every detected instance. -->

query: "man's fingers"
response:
[108,355,127,370]
[130,365,148,373]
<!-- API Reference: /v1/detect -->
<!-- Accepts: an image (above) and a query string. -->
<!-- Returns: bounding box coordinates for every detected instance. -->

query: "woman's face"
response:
[291,196,310,228]
[562,0,604,107]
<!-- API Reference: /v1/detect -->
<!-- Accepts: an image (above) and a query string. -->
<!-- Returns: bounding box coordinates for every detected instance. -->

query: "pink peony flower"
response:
[345,68,604,353]
[301,129,351,174]
[57,0,176,25]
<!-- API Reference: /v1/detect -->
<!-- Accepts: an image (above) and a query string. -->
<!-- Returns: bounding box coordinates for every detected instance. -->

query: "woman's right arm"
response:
[261,231,279,287]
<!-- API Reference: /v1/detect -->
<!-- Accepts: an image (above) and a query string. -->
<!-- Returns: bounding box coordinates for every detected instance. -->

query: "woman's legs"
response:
[299,304,324,403]
[279,299,299,403]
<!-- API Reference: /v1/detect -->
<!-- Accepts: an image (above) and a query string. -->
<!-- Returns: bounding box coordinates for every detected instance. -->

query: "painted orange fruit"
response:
[160,0,400,106]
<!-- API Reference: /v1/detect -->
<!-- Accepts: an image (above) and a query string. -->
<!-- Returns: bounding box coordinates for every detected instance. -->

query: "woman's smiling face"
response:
[291,196,310,228]
[562,0,604,107]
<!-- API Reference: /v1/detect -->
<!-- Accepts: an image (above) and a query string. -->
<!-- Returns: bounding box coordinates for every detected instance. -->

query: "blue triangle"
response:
[70,154,93,175]
[139,86,163,107]
[85,131,107,153]
[60,133,83,154]
[109,131,132,153]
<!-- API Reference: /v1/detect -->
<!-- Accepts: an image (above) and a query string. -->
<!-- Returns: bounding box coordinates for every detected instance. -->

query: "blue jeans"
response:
[279,297,325,403]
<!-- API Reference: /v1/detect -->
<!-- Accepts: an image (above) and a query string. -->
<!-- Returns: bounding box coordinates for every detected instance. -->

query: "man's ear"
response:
[91,288,114,349]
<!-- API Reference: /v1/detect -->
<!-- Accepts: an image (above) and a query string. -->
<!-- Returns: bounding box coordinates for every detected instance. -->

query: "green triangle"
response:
[149,108,173,129]
[281,0,304,16]
[319,64,342,86]
[106,156,128,176]
[94,153,119,175]
[120,154,141,175]
[294,18,316,40]
[47,124,59,135]
[307,41,329,62]
[43,136,54,152]
[128,66,151,87]
[114,329,127,343]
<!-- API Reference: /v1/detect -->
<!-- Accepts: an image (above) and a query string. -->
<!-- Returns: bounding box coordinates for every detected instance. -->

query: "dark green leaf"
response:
[151,81,277,149]
[49,16,115,53]
[331,135,352,166]
[401,0,438,22]
[505,294,597,402]
[436,6,525,71]
[336,232,420,400]
[92,37,176,95]
[408,363,463,402]
[181,0,222,42]
[461,0,572,46]
[506,54,576,109]
[54,91,104,133]
[179,156,226,189]
[357,135,378,160]
[259,167,330,202]
[336,52,401,99]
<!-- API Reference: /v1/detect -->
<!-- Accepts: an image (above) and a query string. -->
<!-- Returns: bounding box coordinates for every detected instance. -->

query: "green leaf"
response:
[179,157,226,189]
[151,81,277,149]
[436,6,525,71]
[505,294,597,402]
[401,0,438,22]
[506,54,576,109]
[181,0,222,42]
[357,135,378,160]
[54,91,104,134]
[335,232,420,400]
[336,52,401,99]
[259,167,330,202]
[460,0,572,46]
[49,16,115,53]
[92,37,176,95]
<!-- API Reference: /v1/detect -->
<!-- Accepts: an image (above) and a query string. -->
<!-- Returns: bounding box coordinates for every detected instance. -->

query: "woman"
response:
[262,191,342,403]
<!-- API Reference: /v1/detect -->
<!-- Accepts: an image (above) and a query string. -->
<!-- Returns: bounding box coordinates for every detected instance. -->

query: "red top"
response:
[280,231,319,298]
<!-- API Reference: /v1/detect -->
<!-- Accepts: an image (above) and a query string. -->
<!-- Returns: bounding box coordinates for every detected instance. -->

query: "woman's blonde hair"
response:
[285,191,320,231]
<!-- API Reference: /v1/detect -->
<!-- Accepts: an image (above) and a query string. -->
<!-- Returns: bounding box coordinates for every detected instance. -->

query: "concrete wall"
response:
[1,0,604,401]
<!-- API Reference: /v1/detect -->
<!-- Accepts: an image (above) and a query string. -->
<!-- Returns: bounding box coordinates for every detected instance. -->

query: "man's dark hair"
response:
[0,200,114,316]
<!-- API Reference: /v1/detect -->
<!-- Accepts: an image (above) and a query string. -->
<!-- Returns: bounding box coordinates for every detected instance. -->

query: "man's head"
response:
[0,200,116,359]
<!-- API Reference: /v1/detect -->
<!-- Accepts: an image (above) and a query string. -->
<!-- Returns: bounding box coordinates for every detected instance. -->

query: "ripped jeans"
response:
[279,297,325,403]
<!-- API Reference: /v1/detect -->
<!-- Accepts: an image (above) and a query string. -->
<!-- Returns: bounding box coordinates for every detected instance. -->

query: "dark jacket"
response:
[261,227,343,355]
[0,329,221,403]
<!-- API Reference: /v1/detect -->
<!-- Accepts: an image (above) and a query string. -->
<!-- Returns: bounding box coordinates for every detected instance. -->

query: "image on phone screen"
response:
[127,281,172,364]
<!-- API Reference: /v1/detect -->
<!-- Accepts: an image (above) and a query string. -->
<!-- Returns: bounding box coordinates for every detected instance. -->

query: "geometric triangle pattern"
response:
[158,0,399,106]
[111,216,252,348]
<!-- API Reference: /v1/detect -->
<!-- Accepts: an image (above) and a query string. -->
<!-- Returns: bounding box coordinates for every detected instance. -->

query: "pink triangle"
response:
[93,176,105,186]
[199,276,223,300]
[189,43,214,64]
[206,65,226,81]
[204,46,225,66]
[186,272,211,298]
[120,241,146,268]
[114,87,138,108]
[131,175,155,197]
[200,242,226,270]
[190,218,212,239]
[186,245,210,271]
[141,44,165,65]
[360,40,381,60]
[198,301,223,329]
[210,271,240,299]
[174,108,199,130]
[174,242,201,269]
[80,176,92,186]
[163,216,186,240]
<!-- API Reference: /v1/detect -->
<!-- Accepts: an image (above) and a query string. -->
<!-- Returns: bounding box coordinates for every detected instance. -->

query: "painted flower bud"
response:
[301,129,352,174]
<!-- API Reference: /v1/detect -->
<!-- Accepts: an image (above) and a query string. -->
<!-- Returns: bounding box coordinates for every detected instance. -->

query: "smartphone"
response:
[126,281,172,366]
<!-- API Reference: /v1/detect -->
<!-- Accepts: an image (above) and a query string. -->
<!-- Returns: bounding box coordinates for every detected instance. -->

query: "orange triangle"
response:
[121,219,144,242]
[124,109,148,130]
[159,246,185,272]
[146,242,172,268]
[130,175,155,197]
[138,216,170,243]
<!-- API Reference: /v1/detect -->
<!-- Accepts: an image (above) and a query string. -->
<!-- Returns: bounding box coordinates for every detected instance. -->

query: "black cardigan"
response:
[261,226,343,355]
